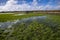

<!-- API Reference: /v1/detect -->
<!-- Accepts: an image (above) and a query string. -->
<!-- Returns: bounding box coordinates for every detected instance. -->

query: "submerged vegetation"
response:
[0,12,60,40]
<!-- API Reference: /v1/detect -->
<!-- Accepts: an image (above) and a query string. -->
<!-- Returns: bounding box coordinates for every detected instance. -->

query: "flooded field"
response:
[0,13,60,40]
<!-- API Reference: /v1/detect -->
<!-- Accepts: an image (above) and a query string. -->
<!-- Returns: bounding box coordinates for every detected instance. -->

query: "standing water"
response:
[0,16,59,28]
[0,16,46,28]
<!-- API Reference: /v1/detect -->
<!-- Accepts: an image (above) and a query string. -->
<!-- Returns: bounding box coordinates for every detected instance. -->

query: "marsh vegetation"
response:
[0,12,60,40]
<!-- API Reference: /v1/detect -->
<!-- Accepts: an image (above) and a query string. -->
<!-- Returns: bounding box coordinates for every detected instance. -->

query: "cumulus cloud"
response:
[0,0,60,11]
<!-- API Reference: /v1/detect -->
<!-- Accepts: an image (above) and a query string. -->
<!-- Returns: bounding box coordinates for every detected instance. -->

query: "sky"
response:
[0,0,60,11]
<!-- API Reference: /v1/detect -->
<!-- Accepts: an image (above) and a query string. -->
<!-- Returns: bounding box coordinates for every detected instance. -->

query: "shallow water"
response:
[0,16,59,28]
[0,16,46,28]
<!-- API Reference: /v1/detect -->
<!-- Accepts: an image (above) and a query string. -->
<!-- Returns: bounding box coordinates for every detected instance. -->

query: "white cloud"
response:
[2,0,17,11]
[0,0,60,12]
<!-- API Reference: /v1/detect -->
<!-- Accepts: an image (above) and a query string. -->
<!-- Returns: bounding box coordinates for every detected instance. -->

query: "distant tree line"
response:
[0,10,60,14]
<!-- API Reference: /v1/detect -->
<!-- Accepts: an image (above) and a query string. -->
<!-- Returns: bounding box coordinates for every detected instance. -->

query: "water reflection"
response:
[0,16,58,28]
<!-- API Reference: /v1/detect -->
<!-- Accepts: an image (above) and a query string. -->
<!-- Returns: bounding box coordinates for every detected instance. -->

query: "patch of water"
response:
[0,16,47,28]
[0,20,20,28]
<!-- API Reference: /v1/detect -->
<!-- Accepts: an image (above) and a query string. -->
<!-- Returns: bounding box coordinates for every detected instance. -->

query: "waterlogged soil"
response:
[0,16,59,28]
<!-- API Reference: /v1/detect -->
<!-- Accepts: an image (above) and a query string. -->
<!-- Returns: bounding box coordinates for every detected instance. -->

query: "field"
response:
[0,13,45,22]
[0,12,60,40]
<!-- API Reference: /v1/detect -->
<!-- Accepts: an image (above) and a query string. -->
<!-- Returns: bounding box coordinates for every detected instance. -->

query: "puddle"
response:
[15,16,47,25]
[0,16,59,28]
[0,16,46,28]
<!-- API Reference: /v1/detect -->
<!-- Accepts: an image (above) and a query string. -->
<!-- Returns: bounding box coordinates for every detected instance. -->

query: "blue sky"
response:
[0,0,60,11]
[0,0,58,5]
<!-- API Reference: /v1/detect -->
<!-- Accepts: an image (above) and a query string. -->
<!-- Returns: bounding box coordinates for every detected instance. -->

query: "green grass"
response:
[0,13,45,22]
[0,13,60,40]
[0,21,60,40]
